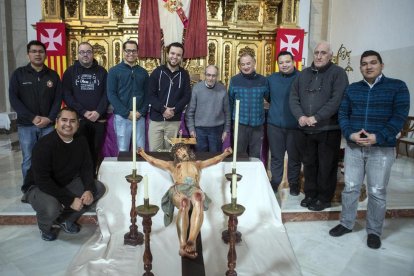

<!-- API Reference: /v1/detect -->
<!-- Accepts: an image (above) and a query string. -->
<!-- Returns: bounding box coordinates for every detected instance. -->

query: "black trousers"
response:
[302,130,341,202]
[78,119,106,175]
[267,124,304,189]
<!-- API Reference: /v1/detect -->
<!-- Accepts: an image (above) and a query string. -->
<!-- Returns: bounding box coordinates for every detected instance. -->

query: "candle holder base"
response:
[124,230,144,246]
[137,202,159,276]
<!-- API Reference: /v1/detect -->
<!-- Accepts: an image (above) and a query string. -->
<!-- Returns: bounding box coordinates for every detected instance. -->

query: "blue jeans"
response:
[18,125,54,179]
[113,114,145,152]
[195,125,224,152]
[340,144,395,236]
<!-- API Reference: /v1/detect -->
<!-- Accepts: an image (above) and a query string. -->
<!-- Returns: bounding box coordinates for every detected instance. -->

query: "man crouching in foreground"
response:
[21,107,106,241]
[138,144,232,258]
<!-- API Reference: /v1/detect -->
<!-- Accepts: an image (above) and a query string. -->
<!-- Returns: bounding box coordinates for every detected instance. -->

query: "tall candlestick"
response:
[132,97,137,170]
[232,100,240,169]
[144,174,148,199]
[231,173,237,199]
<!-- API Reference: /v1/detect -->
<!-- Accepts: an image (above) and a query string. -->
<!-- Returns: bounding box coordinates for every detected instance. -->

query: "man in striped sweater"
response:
[329,50,410,249]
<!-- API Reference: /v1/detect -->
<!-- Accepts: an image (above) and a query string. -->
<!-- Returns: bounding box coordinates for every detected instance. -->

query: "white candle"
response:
[144,174,149,199]
[232,100,240,169]
[132,97,136,170]
[231,173,237,199]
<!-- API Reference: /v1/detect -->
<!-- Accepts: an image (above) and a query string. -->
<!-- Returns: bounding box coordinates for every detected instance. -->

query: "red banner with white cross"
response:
[275,28,305,71]
[36,22,67,78]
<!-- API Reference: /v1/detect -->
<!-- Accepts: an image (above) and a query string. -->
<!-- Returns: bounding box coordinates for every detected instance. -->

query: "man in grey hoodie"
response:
[289,41,348,211]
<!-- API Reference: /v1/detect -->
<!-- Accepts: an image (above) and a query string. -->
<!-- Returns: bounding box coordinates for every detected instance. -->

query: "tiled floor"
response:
[0,132,413,275]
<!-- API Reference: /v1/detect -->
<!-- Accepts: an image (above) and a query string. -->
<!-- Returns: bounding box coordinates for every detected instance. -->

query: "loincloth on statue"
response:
[161,181,212,226]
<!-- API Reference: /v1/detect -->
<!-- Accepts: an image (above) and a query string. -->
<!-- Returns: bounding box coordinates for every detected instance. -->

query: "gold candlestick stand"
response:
[222,171,243,244]
[221,198,245,276]
[136,198,159,276]
[124,169,144,246]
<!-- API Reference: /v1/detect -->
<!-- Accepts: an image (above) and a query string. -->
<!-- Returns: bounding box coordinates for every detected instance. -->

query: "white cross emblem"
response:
[40,28,62,51]
[280,34,300,55]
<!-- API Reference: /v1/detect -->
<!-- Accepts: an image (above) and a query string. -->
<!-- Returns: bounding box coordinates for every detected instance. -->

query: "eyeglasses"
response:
[79,50,93,56]
[124,49,138,54]
[205,74,217,77]
[29,50,45,54]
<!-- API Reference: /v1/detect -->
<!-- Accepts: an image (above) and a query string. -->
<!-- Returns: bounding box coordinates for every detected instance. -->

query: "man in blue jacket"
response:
[267,51,303,194]
[63,42,108,176]
[9,40,62,179]
[329,50,410,249]
[107,40,149,152]
[148,42,191,151]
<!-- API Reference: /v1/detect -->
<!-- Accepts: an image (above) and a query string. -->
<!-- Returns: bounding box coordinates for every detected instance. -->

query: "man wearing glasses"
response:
[107,40,149,152]
[62,42,108,177]
[9,40,62,179]
[289,41,348,211]
[185,65,230,152]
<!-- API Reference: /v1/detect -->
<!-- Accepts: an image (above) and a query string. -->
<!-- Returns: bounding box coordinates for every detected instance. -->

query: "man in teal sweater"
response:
[267,51,303,194]
[107,40,149,152]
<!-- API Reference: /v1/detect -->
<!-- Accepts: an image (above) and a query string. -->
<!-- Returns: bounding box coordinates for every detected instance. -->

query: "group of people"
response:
[10,39,410,251]
[269,41,409,249]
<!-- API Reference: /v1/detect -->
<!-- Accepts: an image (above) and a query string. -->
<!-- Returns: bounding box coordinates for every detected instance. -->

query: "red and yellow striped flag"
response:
[36,22,67,78]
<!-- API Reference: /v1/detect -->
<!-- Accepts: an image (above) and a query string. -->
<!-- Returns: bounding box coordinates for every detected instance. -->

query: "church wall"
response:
[26,0,42,42]
[0,0,27,113]
[328,0,414,115]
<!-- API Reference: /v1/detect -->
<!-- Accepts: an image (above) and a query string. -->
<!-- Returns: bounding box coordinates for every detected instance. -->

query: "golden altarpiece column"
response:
[40,0,299,85]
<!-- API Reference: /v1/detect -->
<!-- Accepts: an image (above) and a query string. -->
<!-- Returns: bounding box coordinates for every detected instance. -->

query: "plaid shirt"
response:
[229,73,270,127]
[339,75,410,147]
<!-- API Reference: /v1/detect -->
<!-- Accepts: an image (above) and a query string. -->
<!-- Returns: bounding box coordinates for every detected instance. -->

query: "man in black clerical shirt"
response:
[21,107,106,241]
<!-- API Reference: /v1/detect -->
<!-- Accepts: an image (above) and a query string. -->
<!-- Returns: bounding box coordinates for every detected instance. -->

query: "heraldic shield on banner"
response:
[36,22,67,78]
[275,28,305,71]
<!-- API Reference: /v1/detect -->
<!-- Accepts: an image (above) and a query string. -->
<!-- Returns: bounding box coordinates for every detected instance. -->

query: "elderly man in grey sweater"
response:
[185,65,230,152]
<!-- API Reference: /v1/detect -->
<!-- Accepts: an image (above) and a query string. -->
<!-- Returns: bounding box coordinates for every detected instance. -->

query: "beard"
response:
[167,59,179,69]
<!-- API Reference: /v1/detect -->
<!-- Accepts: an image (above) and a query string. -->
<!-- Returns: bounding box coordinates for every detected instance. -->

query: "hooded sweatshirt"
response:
[62,59,108,119]
[148,65,191,121]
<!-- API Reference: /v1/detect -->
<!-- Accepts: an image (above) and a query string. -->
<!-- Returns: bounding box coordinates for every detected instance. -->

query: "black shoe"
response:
[367,234,381,249]
[40,229,58,241]
[289,184,300,196]
[300,197,314,207]
[59,221,81,234]
[308,200,331,211]
[329,224,352,237]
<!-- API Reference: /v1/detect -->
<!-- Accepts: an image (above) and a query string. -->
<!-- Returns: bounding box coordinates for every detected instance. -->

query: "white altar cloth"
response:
[67,158,301,275]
